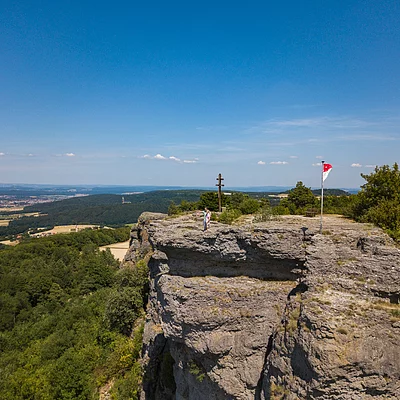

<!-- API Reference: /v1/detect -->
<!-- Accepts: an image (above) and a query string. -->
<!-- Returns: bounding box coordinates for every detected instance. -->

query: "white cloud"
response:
[365,164,376,168]
[270,161,288,165]
[265,116,374,130]
[244,115,400,156]
[270,118,325,127]
[289,155,298,159]
[351,163,362,167]
[257,161,266,165]
[142,154,197,164]
[0,152,5,156]
[315,155,323,159]
[338,134,397,142]
[65,153,75,157]
[312,163,321,166]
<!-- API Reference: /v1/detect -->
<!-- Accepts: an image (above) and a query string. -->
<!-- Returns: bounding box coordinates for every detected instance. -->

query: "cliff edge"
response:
[126,212,400,399]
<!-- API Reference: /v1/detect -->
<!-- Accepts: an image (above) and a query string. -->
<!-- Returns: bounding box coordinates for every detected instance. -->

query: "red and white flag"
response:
[322,163,332,181]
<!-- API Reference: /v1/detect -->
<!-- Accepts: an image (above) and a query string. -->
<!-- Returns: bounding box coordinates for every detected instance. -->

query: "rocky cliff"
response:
[126,212,400,399]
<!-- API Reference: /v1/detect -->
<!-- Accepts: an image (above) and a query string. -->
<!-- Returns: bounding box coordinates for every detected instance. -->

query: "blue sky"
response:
[1,0,399,188]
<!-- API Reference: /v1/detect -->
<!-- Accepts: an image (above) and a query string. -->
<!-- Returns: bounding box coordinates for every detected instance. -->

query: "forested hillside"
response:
[0,190,207,239]
[0,227,147,399]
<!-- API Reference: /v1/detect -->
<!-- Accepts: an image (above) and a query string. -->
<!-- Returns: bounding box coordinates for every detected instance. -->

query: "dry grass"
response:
[100,240,130,261]
[32,224,100,237]
[0,240,18,246]
[0,207,24,212]
[372,300,400,321]
[336,327,348,335]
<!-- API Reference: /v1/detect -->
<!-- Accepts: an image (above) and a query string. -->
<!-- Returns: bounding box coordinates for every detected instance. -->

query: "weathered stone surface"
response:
[131,213,400,399]
[124,213,168,263]
[262,218,400,399]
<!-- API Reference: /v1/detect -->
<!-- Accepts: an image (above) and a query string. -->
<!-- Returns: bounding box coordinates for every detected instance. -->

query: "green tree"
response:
[238,198,260,214]
[351,163,400,240]
[105,287,143,335]
[284,181,317,214]
[114,260,149,301]
[228,193,248,209]
[218,209,242,224]
[352,163,400,215]
[322,195,355,215]
[179,200,197,211]
[198,192,227,211]
[168,201,180,216]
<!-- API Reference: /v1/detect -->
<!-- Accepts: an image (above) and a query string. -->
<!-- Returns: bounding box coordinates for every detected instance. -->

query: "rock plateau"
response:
[125,212,400,399]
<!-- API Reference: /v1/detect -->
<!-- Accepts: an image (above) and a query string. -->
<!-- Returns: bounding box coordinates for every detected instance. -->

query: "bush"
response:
[273,205,290,215]
[101,323,144,379]
[218,209,242,224]
[350,163,400,240]
[359,199,400,236]
[198,192,228,211]
[210,212,218,221]
[110,361,142,400]
[322,195,355,215]
[179,200,197,211]
[228,193,247,209]
[114,260,149,299]
[105,287,143,335]
[168,202,180,216]
[254,207,277,222]
[238,198,260,214]
[285,182,317,214]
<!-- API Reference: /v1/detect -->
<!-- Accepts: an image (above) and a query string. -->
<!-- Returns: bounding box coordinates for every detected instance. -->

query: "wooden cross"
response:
[215,173,224,212]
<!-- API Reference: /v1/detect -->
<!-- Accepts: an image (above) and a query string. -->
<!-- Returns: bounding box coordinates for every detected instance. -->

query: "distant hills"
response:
[0,183,359,196]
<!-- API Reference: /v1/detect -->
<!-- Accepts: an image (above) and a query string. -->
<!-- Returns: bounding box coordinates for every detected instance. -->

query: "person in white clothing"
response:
[203,208,211,231]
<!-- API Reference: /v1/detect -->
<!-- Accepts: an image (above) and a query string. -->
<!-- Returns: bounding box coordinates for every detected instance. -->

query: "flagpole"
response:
[320,160,325,233]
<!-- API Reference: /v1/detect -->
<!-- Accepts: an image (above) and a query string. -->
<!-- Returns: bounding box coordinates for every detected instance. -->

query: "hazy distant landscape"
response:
[0,183,353,243]
[0,183,360,197]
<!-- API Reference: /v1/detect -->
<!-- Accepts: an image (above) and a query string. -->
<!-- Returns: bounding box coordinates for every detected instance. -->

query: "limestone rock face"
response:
[130,213,400,400]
